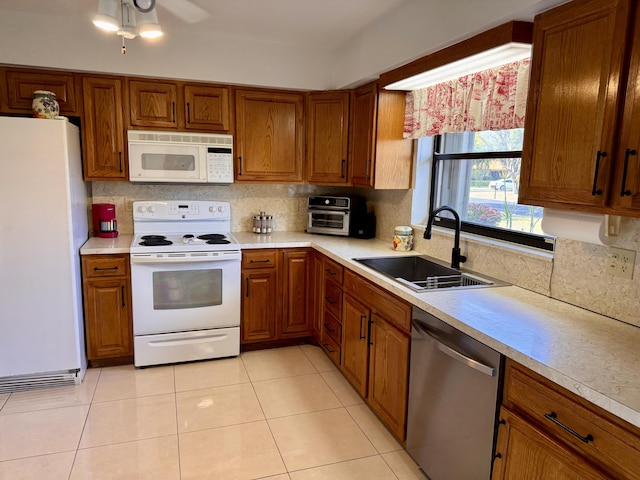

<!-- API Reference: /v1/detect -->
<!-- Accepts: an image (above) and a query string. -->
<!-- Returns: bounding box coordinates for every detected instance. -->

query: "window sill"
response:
[411,224,555,262]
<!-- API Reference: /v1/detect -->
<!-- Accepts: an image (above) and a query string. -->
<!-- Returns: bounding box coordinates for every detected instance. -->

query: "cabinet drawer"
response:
[242,249,278,269]
[343,270,410,333]
[323,257,344,284]
[504,361,640,479]
[323,279,342,319]
[322,311,342,344]
[320,334,341,366]
[82,255,128,278]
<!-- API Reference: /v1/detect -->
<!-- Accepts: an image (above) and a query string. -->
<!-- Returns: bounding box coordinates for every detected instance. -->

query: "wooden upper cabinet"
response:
[183,84,230,132]
[128,79,179,128]
[127,79,231,133]
[81,75,126,180]
[519,0,634,213]
[235,89,304,183]
[349,82,413,189]
[611,4,640,214]
[306,91,350,184]
[0,68,81,116]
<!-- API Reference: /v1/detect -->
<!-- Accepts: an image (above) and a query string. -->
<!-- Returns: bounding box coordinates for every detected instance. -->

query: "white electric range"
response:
[130,200,241,367]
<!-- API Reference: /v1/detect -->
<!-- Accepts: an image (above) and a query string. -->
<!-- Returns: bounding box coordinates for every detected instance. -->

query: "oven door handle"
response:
[131,252,241,264]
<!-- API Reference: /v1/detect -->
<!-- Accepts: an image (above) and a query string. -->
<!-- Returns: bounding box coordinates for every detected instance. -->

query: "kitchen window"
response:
[420,128,554,251]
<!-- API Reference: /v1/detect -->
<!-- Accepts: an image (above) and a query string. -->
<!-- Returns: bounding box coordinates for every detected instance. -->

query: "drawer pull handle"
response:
[325,268,336,276]
[323,323,334,334]
[324,296,337,305]
[250,259,271,263]
[322,343,334,354]
[93,266,118,271]
[359,314,367,340]
[121,286,125,307]
[544,412,594,443]
[591,151,606,196]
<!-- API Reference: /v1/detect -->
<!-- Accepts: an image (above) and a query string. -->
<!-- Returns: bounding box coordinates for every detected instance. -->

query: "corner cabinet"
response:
[81,75,127,181]
[349,82,413,189]
[493,360,640,480]
[519,0,640,216]
[81,254,133,365]
[235,89,304,183]
[306,91,350,184]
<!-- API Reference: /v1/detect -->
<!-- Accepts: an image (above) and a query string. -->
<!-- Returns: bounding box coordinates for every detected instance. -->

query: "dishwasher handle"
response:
[412,319,496,377]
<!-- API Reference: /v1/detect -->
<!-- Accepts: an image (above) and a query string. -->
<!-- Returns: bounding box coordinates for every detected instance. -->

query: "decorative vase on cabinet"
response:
[32,90,59,118]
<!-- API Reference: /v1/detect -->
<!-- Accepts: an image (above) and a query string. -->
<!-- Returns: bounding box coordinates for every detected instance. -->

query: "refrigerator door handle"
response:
[413,319,496,377]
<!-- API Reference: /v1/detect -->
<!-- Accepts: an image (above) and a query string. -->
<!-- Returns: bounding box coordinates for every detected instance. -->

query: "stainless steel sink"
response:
[353,255,509,292]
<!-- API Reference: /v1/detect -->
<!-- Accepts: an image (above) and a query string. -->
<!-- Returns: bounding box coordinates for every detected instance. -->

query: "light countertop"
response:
[81,231,640,429]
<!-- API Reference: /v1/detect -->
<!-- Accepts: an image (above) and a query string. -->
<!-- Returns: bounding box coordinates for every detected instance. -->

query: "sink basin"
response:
[353,255,508,292]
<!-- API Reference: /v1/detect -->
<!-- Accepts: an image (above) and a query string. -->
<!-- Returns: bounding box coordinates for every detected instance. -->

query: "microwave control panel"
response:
[207,147,234,183]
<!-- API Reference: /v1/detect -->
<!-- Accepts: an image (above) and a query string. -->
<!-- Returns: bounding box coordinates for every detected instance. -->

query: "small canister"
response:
[393,226,413,251]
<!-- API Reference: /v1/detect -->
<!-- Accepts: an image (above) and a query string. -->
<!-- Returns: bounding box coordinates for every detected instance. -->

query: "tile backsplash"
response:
[93,182,640,328]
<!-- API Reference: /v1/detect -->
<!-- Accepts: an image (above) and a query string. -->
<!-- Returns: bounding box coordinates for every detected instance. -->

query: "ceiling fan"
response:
[138,0,211,24]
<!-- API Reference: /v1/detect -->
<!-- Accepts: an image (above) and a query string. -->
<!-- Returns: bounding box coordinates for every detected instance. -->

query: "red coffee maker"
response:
[92,203,118,238]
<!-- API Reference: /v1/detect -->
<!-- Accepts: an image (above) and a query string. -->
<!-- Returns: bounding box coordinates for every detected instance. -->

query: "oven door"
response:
[307,209,350,236]
[130,251,241,335]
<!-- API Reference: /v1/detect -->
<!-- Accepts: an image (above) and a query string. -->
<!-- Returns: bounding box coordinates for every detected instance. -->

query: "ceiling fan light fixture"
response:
[138,9,164,39]
[116,2,137,39]
[92,0,119,32]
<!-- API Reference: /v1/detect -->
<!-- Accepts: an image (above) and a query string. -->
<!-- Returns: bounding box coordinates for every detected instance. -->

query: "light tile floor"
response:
[0,345,425,479]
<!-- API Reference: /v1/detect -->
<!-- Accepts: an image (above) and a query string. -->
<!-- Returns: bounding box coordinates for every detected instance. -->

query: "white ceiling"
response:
[0,0,569,90]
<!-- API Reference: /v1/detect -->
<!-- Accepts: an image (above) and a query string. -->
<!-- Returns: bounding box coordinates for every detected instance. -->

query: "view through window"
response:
[430,128,553,250]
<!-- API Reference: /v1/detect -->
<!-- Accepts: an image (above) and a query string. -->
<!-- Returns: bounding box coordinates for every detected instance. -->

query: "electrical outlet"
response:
[606,247,636,279]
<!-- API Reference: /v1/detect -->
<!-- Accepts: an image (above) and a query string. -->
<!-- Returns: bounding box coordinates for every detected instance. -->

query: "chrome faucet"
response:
[424,205,467,269]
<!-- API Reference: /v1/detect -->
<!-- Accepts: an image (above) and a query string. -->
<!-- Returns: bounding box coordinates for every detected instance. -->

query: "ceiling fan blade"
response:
[160,0,210,24]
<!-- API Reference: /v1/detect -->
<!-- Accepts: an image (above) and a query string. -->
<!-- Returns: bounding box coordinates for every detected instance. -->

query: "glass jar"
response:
[393,226,413,251]
[32,90,59,118]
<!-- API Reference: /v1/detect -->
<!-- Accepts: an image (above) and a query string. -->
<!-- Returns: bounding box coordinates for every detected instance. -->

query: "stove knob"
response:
[148,205,157,213]
[218,205,226,213]
[138,205,147,213]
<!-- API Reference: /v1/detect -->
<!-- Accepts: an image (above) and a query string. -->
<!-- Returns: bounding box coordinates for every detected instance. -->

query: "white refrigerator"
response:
[0,116,89,391]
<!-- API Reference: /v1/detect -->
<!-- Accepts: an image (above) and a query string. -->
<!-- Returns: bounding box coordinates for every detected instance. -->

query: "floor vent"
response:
[0,370,80,394]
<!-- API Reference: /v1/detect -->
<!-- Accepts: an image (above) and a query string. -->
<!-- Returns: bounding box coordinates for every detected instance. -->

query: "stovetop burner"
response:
[206,239,231,244]
[139,237,173,247]
[197,234,227,241]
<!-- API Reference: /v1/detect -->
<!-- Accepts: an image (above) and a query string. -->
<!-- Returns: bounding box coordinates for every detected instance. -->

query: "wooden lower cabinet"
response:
[493,407,609,480]
[495,359,640,479]
[241,248,313,346]
[367,313,410,440]
[339,269,411,441]
[81,254,133,364]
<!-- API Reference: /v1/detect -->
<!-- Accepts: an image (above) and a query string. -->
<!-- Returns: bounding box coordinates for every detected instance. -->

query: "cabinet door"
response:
[493,408,609,480]
[235,89,304,183]
[612,4,640,214]
[184,84,231,132]
[3,68,80,115]
[84,278,133,359]
[312,252,325,337]
[81,76,126,180]
[350,84,377,187]
[242,270,279,342]
[306,91,350,184]
[367,313,410,441]
[519,0,632,210]
[341,294,370,397]
[128,79,179,128]
[281,249,313,335]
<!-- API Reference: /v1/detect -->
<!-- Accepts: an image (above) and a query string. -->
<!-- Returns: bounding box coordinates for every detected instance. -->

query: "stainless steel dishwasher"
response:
[407,307,503,480]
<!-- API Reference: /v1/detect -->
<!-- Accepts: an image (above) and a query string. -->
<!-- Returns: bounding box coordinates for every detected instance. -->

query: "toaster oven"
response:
[306,195,367,237]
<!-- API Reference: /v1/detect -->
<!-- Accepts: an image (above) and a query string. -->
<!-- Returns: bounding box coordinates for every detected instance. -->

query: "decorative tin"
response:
[393,226,413,251]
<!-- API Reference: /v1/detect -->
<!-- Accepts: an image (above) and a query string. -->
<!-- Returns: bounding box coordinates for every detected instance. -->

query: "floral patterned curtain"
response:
[403,58,530,139]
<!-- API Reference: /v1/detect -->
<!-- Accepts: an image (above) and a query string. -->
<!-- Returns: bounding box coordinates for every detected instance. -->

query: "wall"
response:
[96,180,640,329]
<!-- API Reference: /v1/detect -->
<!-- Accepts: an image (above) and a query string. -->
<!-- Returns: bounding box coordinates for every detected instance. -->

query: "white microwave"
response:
[128,130,234,184]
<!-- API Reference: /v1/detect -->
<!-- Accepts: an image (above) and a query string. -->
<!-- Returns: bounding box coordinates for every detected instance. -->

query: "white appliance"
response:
[130,201,241,367]
[0,117,89,392]
[128,130,234,184]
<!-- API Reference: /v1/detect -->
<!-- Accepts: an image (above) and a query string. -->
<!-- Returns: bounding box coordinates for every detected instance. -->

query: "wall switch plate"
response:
[606,247,636,279]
